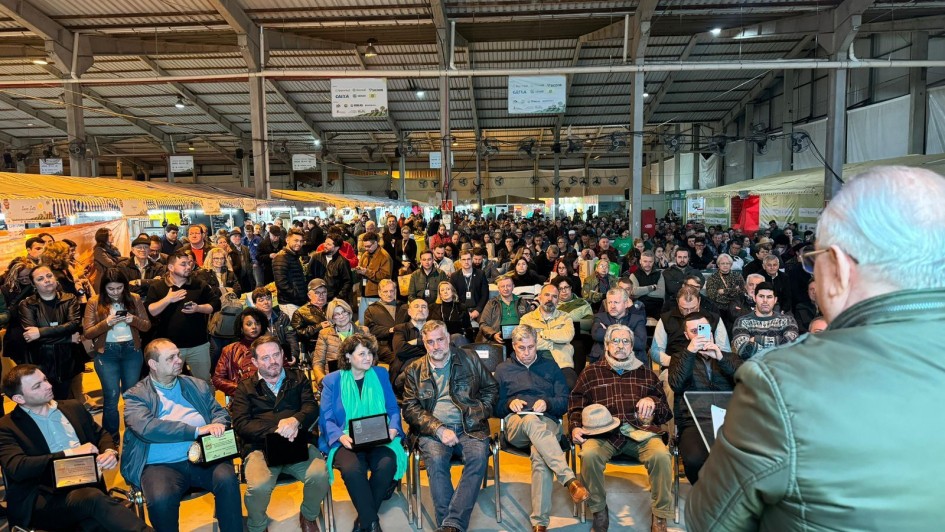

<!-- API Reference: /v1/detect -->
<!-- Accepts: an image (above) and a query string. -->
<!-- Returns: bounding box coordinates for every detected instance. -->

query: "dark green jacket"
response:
[686,289,945,531]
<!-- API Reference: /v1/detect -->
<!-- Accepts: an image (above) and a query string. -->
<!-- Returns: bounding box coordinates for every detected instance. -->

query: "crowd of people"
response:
[0,165,935,532]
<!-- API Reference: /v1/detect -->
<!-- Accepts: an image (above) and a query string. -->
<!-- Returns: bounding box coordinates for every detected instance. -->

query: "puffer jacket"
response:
[401,348,498,440]
[272,248,307,306]
[211,339,256,396]
[18,292,82,382]
[687,289,945,531]
[291,302,327,353]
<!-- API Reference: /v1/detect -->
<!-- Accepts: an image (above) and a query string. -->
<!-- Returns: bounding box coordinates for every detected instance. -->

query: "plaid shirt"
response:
[567,359,672,448]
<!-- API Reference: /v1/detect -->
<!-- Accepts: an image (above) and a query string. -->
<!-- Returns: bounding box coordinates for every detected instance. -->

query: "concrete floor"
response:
[1,361,693,532]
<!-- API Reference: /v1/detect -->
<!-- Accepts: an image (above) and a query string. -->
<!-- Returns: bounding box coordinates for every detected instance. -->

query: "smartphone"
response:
[697,323,712,340]
[182,301,196,310]
[115,310,128,317]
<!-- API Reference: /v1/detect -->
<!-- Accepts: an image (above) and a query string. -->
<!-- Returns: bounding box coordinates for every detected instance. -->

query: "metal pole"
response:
[399,140,407,201]
[474,130,483,212]
[439,74,451,228]
[629,70,644,238]
[824,67,847,204]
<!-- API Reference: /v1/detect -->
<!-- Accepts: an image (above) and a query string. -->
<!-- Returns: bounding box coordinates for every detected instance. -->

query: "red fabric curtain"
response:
[736,195,761,236]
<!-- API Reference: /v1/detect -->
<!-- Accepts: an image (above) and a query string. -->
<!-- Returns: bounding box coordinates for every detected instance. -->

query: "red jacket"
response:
[315,240,358,269]
[212,339,256,396]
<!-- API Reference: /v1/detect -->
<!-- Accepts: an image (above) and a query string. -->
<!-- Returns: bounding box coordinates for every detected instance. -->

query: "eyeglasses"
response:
[609,338,632,345]
[799,245,859,274]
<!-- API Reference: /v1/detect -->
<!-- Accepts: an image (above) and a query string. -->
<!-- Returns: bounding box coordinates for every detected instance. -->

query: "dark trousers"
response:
[31,486,151,532]
[140,460,242,532]
[333,446,397,527]
[678,424,709,485]
[561,367,578,390]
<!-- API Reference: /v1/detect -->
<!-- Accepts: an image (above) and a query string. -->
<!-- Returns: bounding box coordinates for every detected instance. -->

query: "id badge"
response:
[402,254,408,262]
[362,278,368,286]
[465,291,472,300]
[424,289,430,297]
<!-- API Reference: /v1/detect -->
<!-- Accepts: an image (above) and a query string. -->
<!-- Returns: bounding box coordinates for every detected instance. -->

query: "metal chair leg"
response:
[673,446,681,524]
[405,451,415,525]
[414,452,423,529]
[493,442,502,523]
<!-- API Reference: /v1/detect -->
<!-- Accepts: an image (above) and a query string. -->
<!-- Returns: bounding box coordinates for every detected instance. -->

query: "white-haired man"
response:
[687,166,945,530]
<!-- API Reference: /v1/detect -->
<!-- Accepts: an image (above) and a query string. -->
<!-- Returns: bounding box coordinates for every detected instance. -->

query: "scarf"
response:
[325,368,407,484]
[605,353,642,373]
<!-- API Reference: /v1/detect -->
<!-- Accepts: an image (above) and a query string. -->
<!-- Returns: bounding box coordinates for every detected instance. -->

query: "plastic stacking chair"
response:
[459,342,504,373]
[405,436,500,529]
[492,416,574,522]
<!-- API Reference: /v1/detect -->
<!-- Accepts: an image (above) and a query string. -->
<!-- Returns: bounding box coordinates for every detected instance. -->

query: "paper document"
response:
[516,411,544,416]
[711,405,727,439]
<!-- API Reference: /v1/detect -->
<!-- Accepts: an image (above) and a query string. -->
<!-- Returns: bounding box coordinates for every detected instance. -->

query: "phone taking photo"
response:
[183,301,196,310]
[697,323,712,340]
[115,310,128,317]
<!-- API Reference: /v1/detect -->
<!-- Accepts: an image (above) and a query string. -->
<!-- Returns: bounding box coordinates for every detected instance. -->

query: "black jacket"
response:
[0,401,114,527]
[364,301,408,357]
[307,251,352,302]
[661,264,700,302]
[116,257,167,303]
[401,348,499,440]
[160,235,182,256]
[390,322,426,392]
[272,248,307,306]
[257,236,284,285]
[449,269,489,315]
[230,369,319,457]
[668,348,742,428]
[291,302,327,353]
[18,292,82,382]
[590,303,649,363]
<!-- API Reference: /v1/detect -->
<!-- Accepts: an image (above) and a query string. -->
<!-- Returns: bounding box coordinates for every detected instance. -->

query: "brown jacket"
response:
[358,247,392,297]
[82,293,151,353]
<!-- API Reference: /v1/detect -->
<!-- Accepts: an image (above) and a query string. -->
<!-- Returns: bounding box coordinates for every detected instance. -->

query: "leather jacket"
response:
[18,292,82,382]
[401,348,498,440]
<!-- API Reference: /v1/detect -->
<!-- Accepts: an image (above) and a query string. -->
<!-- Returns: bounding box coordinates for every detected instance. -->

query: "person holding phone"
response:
[667,311,742,485]
[82,268,151,441]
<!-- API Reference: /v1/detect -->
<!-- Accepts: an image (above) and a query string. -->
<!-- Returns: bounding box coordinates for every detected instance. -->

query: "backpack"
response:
[208,291,244,337]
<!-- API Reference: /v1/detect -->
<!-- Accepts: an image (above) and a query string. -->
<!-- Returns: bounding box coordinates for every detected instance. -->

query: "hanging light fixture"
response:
[175,96,186,109]
[188,141,195,152]
[364,39,379,58]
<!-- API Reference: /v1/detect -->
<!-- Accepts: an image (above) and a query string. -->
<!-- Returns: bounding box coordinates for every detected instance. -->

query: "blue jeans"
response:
[417,427,490,531]
[140,460,243,532]
[94,341,143,438]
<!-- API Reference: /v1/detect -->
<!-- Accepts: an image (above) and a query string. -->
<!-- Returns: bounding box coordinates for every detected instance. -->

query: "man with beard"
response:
[307,230,353,303]
[724,273,765,333]
[230,335,327,532]
[630,251,664,319]
[520,284,577,389]
[364,279,408,365]
[731,282,798,359]
[401,320,498,532]
[390,298,430,392]
[272,228,307,318]
[568,324,673,532]
[656,248,699,308]
[589,288,647,365]
[407,250,448,305]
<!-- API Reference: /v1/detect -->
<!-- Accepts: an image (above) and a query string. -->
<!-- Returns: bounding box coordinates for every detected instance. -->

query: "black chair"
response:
[406,436,500,529]
[493,416,575,523]
[459,342,504,373]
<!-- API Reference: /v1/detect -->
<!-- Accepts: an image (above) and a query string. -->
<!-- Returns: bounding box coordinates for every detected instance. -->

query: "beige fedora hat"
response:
[581,404,622,436]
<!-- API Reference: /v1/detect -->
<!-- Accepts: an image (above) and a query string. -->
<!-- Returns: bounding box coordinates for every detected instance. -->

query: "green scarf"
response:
[325,368,407,484]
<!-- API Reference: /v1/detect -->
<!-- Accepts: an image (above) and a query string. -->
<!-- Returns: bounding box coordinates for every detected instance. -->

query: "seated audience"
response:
[554,275,592,321]
[520,284,577,389]
[291,279,331,358]
[390,298,429,391]
[402,320,498,532]
[590,287,648,365]
[0,365,151,531]
[429,281,473,345]
[319,334,407,532]
[363,279,408,364]
[494,324,589,530]
[731,282,799,359]
[212,307,269,396]
[121,339,242,532]
[313,298,364,385]
[582,258,617,309]
[569,323,674,532]
[667,312,742,484]
[230,335,328,532]
[477,274,531,344]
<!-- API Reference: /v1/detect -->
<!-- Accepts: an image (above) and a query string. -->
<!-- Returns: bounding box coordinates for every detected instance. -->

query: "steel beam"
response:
[824,68,847,203]
[629,70,644,237]
[908,32,929,155]
[0,0,92,76]
[267,80,324,140]
[207,0,266,70]
[718,36,814,131]
[781,69,796,171]
[644,36,698,123]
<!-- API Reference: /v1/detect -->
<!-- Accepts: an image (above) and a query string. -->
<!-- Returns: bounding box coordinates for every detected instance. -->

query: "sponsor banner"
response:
[40,158,64,175]
[169,155,194,173]
[508,75,567,114]
[292,154,318,171]
[2,199,55,222]
[119,199,148,217]
[331,78,388,118]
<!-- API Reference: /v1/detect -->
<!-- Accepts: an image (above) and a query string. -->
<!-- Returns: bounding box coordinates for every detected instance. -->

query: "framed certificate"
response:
[349,414,391,451]
[51,454,99,490]
[189,429,239,463]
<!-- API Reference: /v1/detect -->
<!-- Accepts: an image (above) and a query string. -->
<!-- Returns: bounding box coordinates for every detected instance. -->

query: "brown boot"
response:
[567,479,590,504]
[651,515,667,532]
[299,511,320,532]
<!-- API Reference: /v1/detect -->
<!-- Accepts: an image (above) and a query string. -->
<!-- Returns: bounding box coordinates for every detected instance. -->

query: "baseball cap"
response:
[308,279,327,291]
[131,236,151,247]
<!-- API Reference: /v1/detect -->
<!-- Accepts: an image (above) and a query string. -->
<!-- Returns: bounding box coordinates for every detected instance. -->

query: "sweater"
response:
[731,312,799,359]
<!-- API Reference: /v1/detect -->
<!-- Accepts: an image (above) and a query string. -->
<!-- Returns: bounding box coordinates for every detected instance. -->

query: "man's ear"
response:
[11,394,25,406]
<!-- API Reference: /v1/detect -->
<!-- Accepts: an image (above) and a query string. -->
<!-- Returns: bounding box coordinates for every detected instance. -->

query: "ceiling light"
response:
[710,28,722,37]
[364,38,378,58]
[313,138,321,147]
[27,123,34,127]
[188,142,195,152]
[643,92,650,98]
[416,89,426,99]
[175,96,186,109]
[451,137,458,147]
[31,58,49,66]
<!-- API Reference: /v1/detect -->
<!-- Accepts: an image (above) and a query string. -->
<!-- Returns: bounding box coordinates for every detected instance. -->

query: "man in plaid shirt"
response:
[568,323,674,532]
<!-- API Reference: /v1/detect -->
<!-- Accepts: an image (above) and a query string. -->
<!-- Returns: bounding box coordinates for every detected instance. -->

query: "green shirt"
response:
[499,296,521,326]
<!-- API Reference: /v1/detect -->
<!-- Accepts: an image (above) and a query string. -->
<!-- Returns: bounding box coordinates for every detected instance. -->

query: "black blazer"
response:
[0,400,115,527]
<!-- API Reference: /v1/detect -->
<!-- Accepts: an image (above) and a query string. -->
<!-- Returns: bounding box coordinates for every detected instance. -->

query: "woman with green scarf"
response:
[318,333,407,532]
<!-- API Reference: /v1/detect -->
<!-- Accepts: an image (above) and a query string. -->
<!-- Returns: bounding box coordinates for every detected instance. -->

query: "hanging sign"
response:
[40,158,64,175]
[508,75,567,114]
[200,200,221,215]
[292,154,318,171]
[240,199,257,212]
[2,199,55,222]
[169,155,194,173]
[429,152,454,169]
[331,78,388,118]
[119,199,148,217]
